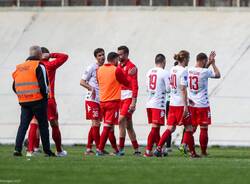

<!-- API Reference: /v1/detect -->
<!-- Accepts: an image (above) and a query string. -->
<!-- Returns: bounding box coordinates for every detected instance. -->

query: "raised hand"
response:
[208,51,216,65]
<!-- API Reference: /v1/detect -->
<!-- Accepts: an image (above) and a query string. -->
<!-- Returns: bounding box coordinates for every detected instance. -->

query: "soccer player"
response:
[163,61,178,155]
[144,54,170,157]
[154,50,199,158]
[27,47,68,157]
[117,46,140,156]
[80,48,105,155]
[96,52,129,156]
[187,51,220,156]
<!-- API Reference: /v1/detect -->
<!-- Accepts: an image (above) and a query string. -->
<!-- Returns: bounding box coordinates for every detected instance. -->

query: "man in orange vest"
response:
[96,52,129,156]
[26,47,68,157]
[12,46,55,157]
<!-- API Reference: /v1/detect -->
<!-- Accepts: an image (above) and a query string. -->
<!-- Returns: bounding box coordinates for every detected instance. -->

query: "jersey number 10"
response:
[170,74,177,89]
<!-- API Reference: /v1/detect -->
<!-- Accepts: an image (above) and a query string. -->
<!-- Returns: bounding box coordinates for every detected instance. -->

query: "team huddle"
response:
[80,46,140,156]
[81,46,221,158]
[11,45,220,158]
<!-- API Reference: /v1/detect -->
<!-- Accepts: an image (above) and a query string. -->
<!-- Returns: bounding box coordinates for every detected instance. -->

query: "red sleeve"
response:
[44,53,68,70]
[115,67,129,87]
[129,66,139,98]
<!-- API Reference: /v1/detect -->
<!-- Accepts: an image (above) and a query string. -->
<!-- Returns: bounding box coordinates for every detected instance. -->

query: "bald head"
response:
[29,46,42,59]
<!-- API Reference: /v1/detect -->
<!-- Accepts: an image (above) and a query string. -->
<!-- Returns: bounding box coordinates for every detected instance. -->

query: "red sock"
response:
[119,137,125,150]
[146,127,158,151]
[183,131,196,155]
[35,136,40,148]
[200,128,208,154]
[87,127,93,149]
[109,130,119,152]
[131,140,139,150]
[52,125,62,152]
[99,126,111,151]
[92,126,100,148]
[154,127,160,145]
[28,124,38,152]
[157,129,172,148]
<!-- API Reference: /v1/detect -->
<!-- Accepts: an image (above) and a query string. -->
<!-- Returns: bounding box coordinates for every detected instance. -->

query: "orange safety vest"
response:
[12,60,43,103]
[97,64,121,102]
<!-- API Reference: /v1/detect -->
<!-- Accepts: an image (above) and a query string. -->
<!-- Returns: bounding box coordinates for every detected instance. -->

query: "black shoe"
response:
[191,153,201,159]
[153,148,162,157]
[13,151,22,157]
[103,150,110,155]
[133,151,142,156]
[44,151,56,157]
[23,138,28,148]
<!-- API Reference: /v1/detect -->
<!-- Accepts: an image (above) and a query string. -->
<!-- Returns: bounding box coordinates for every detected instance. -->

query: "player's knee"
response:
[50,120,58,127]
[119,115,126,122]
[92,120,100,127]
[185,125,193,132]
[119,120,126,128]
[200,125,208,129]
[167,126,176,132]
[30,118,38,125]
[193,126,198,133]
[152,124,160,128]
[104,123,112,127]
[126,122,133,130]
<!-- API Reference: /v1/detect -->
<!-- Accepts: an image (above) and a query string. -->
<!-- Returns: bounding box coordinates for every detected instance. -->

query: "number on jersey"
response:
[189,76,199,90]
[170,74,177,89]
[149,74,157,90]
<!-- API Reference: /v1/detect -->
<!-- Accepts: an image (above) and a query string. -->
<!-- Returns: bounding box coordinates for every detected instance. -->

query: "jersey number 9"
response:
[149,74,157,90]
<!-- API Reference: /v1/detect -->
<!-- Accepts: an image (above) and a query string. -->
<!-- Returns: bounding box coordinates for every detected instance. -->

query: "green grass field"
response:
[0,145,250,184]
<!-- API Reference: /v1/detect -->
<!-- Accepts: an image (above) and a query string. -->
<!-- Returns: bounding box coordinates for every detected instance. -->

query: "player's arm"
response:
[181,86,188,106]
[205,51,216,68]
[164,72,171,93]
[12,81,16,93]
[180,70,189,117]
[211,63,221,78]
[43,53,69,70]
[129,66,138,111]
[36,65,49,99]
[80,66,95,98]
[115,67,129,87]
[208,51,221,79]
[80,79,93,91]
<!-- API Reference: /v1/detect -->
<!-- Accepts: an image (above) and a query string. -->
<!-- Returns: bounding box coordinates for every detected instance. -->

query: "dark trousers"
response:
[15,100,51,153]
[166,100,171,148]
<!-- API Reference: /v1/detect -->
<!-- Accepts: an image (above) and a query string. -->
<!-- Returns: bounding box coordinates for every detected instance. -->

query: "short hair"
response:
[29,45,42,57]
[107,52,119,62]
[118,45,129,55]
[196,53,208,61]
[155,54,165,64]
[94,48,104,57]
[41,47,50,54]
[174,50,190,63]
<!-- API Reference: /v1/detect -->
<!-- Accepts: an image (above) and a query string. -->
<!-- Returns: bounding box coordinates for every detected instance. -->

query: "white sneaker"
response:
[56,150,67,157]
[26,151,39,157]
[34,148,42,153]
[165,147,172,153]
[26,151,33,157]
